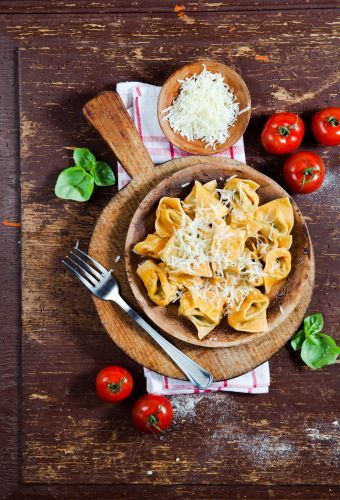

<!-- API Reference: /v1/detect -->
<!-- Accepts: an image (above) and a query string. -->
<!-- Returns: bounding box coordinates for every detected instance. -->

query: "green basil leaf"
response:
[55,166,94,202]
[291,330,305,351]
[91,161,116,187]
[301,333,340,369]
[304,313,324,336]
[73,148,96,170]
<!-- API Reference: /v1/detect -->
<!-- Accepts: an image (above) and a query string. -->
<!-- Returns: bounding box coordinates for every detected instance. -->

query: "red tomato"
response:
[312,107,340,146]
[261,113,305,154]
[131,394,173,434]
[96,366,133,403]
[283,151,326,194]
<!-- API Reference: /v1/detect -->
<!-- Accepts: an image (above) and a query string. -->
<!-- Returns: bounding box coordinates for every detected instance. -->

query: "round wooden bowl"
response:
[125,162,312,348]
[157,59,251,155]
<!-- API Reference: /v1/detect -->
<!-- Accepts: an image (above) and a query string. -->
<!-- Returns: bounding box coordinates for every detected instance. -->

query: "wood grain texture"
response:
[16,10,340,486]
[83,91,154,178]
[0,4,339,496]
[0,0,337,14]
[157,59,251,154]
[0,39,21,499]
[13,484,340,499]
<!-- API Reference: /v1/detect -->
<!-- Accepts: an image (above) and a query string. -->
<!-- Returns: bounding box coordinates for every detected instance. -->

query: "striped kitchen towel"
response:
[116,81,270,394]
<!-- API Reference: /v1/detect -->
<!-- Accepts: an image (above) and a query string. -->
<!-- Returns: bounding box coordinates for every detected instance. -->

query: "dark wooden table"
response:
[1,1,339,498]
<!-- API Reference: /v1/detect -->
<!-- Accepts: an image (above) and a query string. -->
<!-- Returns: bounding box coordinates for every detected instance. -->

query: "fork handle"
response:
[113,295,213,390]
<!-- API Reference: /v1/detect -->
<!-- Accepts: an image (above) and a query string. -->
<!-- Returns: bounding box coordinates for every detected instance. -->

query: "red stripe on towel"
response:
[135,88,143,139]
[252,369,257,388]
[169,142,175,159]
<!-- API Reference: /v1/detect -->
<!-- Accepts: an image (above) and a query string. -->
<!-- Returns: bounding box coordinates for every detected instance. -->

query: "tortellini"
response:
[134,233,168,259]
[155,197,187,238]
[224,177,260,222]
[227,289,269,332]
[133,178,294,339]
[137,260,178,306]
[263,248,292,293]
[178,292,224,339]
[255,197,294,243]
[183,179,218,217]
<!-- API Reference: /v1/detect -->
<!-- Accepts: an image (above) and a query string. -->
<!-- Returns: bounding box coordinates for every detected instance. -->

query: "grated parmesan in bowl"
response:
[161,64,245,149]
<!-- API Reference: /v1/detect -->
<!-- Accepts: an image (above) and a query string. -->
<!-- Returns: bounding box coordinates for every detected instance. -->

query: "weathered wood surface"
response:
[0,3,339,498]
[0,38,21,497]
[0,0,338,14]
[13,484,340,499]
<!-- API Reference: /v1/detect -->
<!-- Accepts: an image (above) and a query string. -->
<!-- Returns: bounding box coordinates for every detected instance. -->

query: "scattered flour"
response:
[304,421,339,442]
[170,394,202,421]
[238,435,294,464]
[305,427,333,441]
[170,393,237,423]
[168,394,338,468]
[303,422,340,464]
[207,425,297,465]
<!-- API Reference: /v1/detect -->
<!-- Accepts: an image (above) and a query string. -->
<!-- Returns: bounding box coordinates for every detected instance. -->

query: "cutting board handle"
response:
[83,90,154,179]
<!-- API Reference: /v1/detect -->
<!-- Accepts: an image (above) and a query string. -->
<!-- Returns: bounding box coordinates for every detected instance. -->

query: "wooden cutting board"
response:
[85,91,315,381]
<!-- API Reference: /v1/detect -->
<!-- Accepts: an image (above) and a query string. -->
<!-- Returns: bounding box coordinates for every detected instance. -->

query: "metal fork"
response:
[62,243,213,390]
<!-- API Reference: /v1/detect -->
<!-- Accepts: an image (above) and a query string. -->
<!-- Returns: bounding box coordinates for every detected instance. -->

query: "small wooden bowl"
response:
[157,59,251,155]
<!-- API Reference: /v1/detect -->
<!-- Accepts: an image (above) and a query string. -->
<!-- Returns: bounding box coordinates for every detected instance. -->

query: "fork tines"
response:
[62,243,109,291]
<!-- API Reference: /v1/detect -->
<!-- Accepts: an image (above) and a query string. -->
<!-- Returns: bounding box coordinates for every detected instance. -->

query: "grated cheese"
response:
[162,65,240,149]
[159,198,266,312]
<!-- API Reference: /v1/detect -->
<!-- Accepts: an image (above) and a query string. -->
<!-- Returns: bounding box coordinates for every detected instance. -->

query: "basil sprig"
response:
[291,313,340,369]
[55,148,115,202]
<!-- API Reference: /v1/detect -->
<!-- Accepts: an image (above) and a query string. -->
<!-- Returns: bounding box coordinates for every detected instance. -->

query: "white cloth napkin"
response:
[116,82,270,394]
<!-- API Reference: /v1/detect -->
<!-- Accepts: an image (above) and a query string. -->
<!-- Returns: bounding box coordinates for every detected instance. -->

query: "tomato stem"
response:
[326,116,339,127]
[278,126,291,137]
[277,116,298,137]
[301,160,319,187]
[146,404,164,434]
[107,377,127,394]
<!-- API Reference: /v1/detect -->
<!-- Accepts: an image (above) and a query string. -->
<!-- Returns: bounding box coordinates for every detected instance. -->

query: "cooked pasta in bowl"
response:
[124,162,311,348]
[132,177,293,340]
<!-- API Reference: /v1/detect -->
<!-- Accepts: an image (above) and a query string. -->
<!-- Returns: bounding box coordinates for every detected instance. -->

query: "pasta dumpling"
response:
[168,272,203,292]
[178,292,224,339]
[133,233,168,259]
[183,179,217,217]
[263,248,292,293]
[224,177,260,221]
[230,219,262,237]
[255,197,294,242]
[155,197,186,238]
[278,234,293,250]
[137,260,178,306]
[227,288,269,332]
[195,181,229,219]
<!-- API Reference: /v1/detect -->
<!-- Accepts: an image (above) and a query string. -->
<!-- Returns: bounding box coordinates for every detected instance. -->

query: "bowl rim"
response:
[124,160,311,348]
[157,58,251,155]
